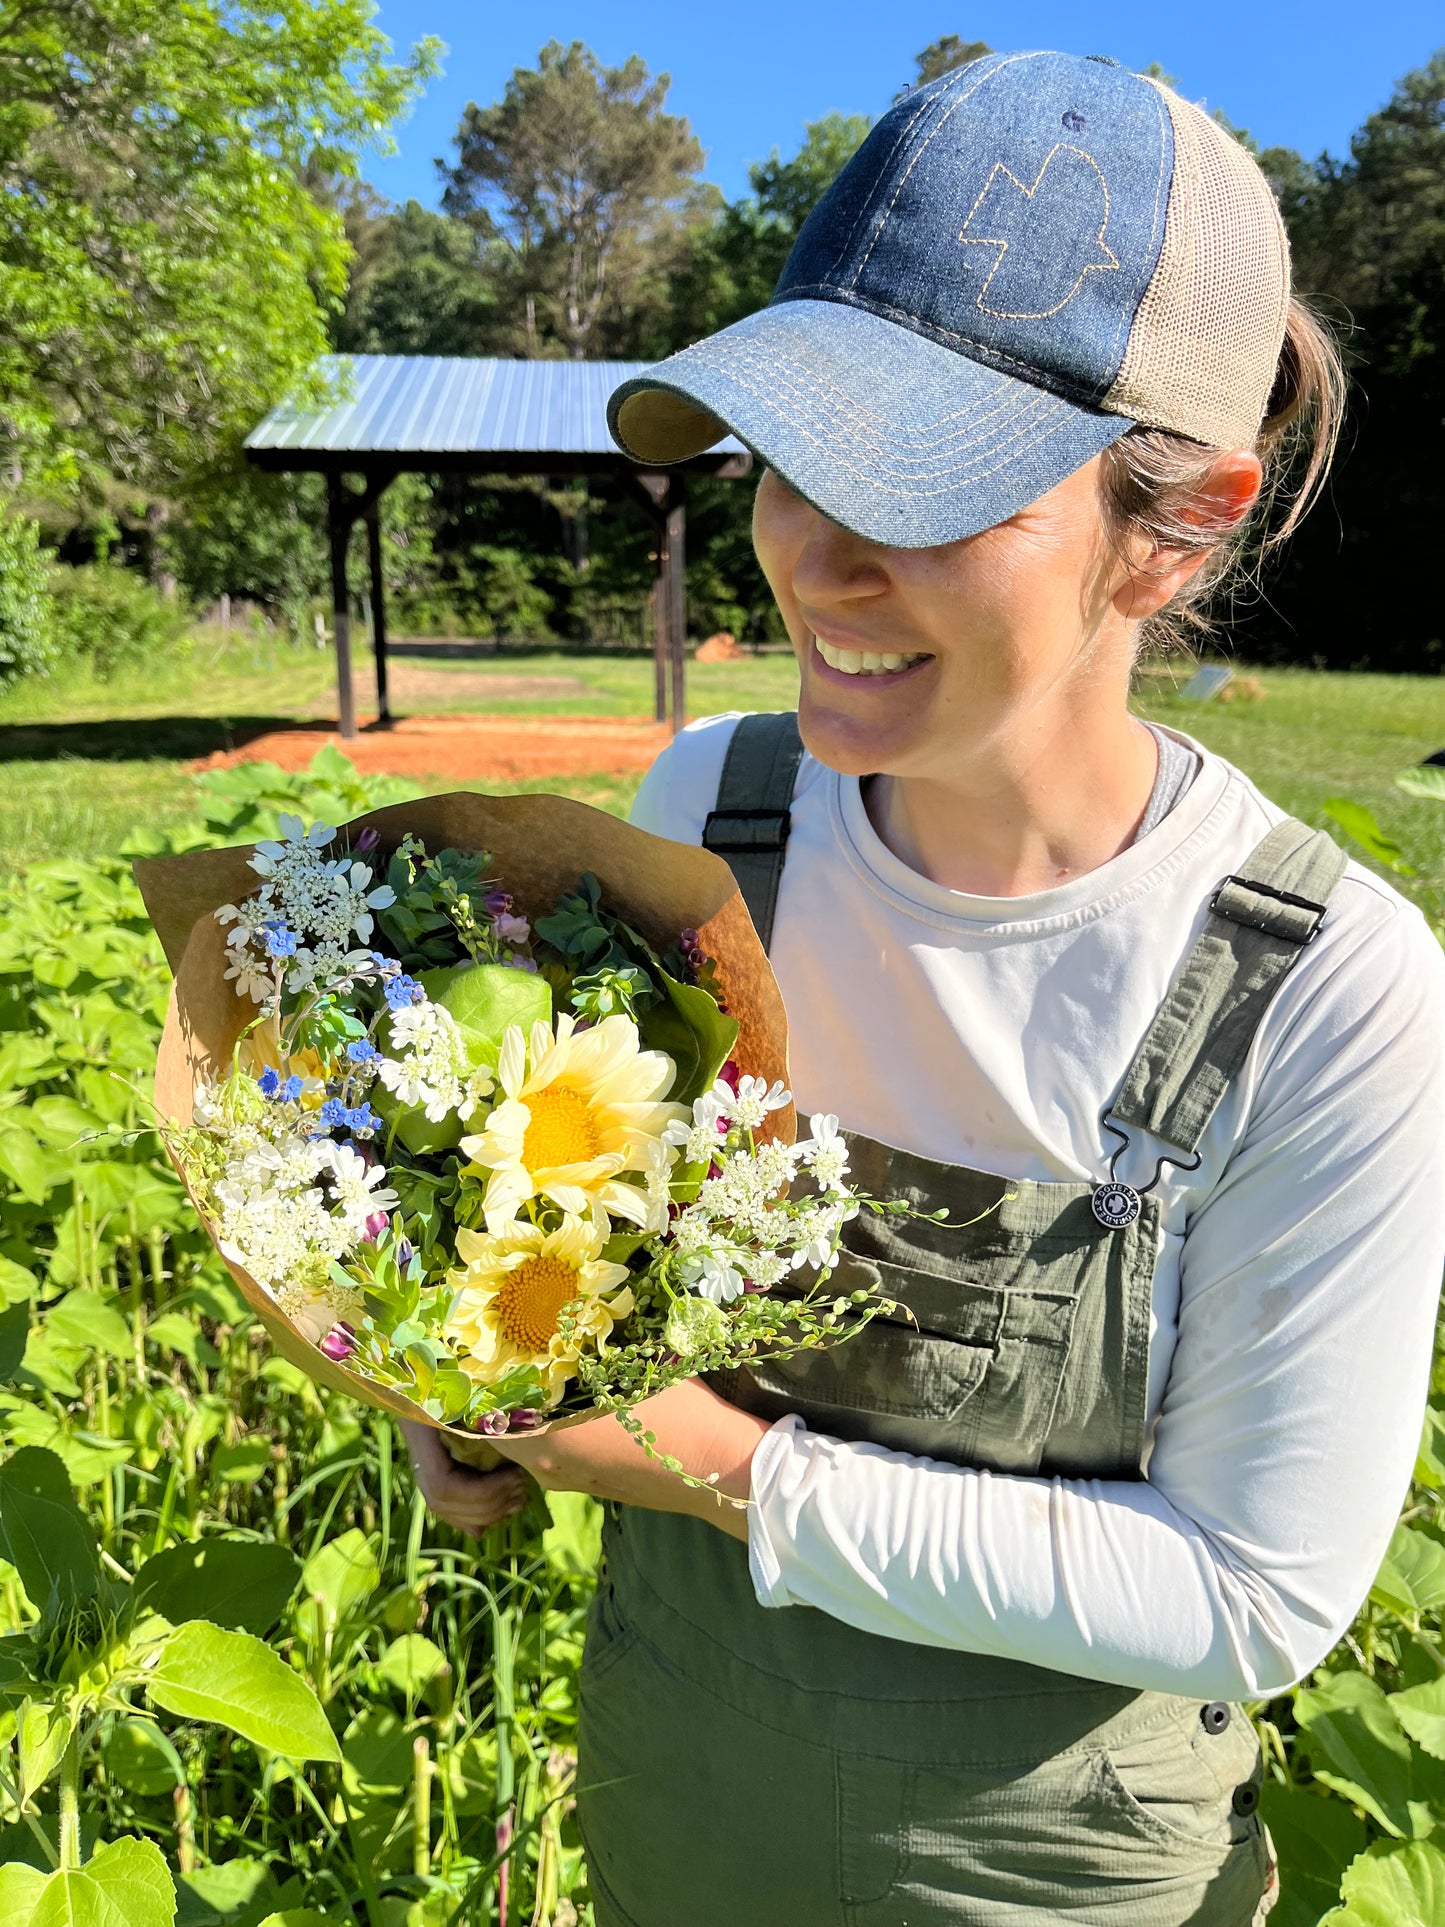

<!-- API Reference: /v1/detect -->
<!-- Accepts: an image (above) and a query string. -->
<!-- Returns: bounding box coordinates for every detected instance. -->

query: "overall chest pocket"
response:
[739,1245,1086,1474]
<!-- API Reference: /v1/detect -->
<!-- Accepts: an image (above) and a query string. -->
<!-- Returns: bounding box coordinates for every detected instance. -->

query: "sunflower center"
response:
[495,1255,579,1354]
[521,1088,601,1173]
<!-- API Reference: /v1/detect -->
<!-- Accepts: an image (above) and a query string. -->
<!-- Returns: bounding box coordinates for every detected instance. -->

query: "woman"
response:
[406,51,1445,1924]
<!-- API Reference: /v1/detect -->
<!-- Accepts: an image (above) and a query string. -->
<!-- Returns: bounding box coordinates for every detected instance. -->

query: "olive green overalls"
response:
[578,713,1346,1927]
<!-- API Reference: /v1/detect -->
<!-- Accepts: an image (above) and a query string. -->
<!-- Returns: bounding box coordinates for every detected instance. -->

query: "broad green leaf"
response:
[44,1291,130,1360]
[1262,1781,1367,1927]
[340,1705,411,1798]
[1393,1677,1445,1761]
[1371,1524,1445,1617]
[0,1258,38,1306]
[256,1913,333,1927]
[0,1408,130,1487]
[134,1540,300,1636]
[146,1313,222,1371]
[30,1836,176,1927]
[1295,1670,1415,1837]
[639,969,738,1110]
[0,1447,99,1609]
[302,1528,380,1623]
[0,1633,42,1703]
[1395,764,1445,804]
[26,1097,102,1147]
[1325,1837,1445,1926]
[542,1491,603,1581]
[174,1856,276,1923]
[210,1440,272,1485]
[0,1301,29,1383]
[1323,798,1416,876]
[374,1633,449,1699]
[146,1622,340,1763]
[0,1861,47,1923]
[19,1703,71,1800]
[103,1716,185,1796]
[0,1129,51,1206]
[421,961,551,1060]
[1415,1406,1445,1490]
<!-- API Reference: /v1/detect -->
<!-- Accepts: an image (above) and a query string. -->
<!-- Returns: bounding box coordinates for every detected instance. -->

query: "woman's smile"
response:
[809,630,934,682]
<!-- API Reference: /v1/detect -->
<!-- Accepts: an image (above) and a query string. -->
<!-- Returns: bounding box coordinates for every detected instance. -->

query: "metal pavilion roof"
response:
[244,353,744,472]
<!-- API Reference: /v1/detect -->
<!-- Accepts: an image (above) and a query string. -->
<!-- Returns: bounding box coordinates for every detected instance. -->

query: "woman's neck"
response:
[862,708,1160,898]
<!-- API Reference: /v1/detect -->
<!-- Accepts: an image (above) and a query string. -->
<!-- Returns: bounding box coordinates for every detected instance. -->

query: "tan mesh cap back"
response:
[1102,78,1291,446]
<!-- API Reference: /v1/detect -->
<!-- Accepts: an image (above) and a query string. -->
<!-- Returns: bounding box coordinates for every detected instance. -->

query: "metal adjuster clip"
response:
[1209,875,1328,945]
[1091,1115,1202,1231]
[702,806,791,856]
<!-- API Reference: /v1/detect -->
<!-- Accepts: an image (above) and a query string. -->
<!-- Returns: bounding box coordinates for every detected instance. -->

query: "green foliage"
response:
[0,515,56,690]
[901,35,993,96]
[47,566,188,684]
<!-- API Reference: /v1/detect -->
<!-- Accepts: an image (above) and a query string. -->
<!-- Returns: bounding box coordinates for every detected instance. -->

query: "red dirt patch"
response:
[192,713,673,783]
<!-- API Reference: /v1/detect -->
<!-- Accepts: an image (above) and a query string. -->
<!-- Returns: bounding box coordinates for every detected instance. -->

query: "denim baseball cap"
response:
[608,51,1291,548]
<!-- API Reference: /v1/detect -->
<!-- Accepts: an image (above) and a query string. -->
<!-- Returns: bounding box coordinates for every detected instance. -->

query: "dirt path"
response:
[192,712,673,782]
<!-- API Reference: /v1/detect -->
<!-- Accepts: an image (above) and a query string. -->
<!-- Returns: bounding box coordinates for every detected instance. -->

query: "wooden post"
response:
[665,479,687,736]
[326,474,356,741]
[650,564,668,724]
[364,498,390,725]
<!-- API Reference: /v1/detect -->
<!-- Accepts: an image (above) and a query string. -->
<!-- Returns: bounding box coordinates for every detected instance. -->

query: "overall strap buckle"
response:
[1209,874,1329,945]
[702,806,792,857]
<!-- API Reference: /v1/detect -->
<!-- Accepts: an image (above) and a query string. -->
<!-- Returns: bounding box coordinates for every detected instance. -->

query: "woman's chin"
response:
[797,678,938,778]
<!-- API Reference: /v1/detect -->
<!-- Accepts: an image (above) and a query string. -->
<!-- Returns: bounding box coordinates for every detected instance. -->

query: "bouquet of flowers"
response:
[135,793,895,1469]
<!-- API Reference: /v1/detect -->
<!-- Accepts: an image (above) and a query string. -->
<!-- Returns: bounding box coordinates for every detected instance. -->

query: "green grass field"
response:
[3,634,1443,919]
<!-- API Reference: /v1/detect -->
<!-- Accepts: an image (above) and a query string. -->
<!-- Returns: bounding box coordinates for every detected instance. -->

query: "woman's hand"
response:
[401,1420,531,1537]
[489,1380,770,1543]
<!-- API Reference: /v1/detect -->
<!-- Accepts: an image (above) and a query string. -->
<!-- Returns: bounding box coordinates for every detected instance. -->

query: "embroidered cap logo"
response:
[958,144,1119,320]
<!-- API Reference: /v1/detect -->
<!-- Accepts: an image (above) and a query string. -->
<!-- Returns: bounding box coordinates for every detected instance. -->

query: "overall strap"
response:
[1110,818,1348,1157]
[701,711,805,950]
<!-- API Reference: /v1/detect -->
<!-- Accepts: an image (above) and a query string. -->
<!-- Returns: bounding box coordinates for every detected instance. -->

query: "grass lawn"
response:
[2,632,1443,921]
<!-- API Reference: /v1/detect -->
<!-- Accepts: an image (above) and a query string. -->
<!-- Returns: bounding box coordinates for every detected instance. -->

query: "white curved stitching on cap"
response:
[957,144,1120,320]
[846,52,1046,289]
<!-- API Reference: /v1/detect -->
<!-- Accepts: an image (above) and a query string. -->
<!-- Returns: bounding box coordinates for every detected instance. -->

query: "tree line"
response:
[0,15,1440,670]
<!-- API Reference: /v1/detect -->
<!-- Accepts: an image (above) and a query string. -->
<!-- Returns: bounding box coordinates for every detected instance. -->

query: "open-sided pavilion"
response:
[244,354,750,739]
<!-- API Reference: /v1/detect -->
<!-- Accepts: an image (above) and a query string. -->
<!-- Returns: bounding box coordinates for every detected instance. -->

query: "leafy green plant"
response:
[0,515,57,690]
[47,564,190,683]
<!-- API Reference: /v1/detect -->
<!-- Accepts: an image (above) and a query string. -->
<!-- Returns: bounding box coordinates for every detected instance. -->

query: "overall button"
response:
[1232,1782,1260,1817]
[1201,1702,1232,1735]
[1092,1181,1141,1229]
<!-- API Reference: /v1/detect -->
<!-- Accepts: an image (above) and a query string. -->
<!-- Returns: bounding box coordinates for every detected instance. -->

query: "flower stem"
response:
[58,1725,80,1871]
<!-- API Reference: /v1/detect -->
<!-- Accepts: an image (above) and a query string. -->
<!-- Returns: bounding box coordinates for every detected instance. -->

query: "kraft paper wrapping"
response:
[136,790,793,1470]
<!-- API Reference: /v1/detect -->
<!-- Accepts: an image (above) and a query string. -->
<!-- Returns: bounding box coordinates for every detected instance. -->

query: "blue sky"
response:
[364,1,1442,208]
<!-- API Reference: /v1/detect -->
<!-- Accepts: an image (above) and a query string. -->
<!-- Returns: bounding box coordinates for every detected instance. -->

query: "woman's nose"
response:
[791,511,892,610]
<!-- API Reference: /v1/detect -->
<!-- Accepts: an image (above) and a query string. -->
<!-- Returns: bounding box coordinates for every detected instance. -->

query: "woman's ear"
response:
[1112,450,1263,621]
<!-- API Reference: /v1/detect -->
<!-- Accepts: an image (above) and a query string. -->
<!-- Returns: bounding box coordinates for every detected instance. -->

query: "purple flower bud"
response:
[483,889,513,916]
[475,1410,511,1435]
[397,1238,415,1267]
[356,827,381,854]
[320,1322,356,1361]
[363,1209,389,1242]
[494,911,530,944]
[718,1060,741,1095]
[508,1408,542,1432]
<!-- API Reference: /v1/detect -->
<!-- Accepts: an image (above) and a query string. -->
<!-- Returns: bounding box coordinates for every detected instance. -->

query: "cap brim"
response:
[609,299,1135,549]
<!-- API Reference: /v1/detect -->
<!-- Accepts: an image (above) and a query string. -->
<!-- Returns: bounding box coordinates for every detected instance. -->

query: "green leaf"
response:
[29,1836,176,1927]
[210,1441,272,1485]
[421,961,552,1060]
[638,968,738,1109]
[0,1129,51,1206]
[146,1622,340,1763]
[103,1716,186,1796]
[255,1914,333,1927]
[146,1313,222,1371]
[542,1491,603,1581]
[1323,798,1416,876]
[340,1705,411,1799]
[0,1258,39,1306]
[1325,1838,1445,1926]
[0,1448,99,1610]
[1371,1524,1445,1616]
[134,1540,300,1636]
[1395,764,1445,804]
[374,1633,449,1699]
[26,1097,102,1147]
[174,1857,277,1925]
[0,1408,130,1488]
[1392,1676,1445,1761]
[302,1528,380,1624]
[0,1301,29,1383]
[1295,1669,1416,1838]
[1262,1781,1367,1927]
[43,1291,130,1359]
[19,1703,71,1801]
[0,1862,47,1924]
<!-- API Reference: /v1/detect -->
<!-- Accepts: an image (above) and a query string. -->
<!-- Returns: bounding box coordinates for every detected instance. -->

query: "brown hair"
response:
[1098,296,1347,655]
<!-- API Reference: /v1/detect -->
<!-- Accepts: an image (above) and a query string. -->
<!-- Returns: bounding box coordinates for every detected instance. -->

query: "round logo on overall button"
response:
[1091,1181,1141,1230]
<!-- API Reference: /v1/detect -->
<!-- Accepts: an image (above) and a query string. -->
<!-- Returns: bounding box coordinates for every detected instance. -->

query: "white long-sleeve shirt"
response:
[630,713,1445,1699]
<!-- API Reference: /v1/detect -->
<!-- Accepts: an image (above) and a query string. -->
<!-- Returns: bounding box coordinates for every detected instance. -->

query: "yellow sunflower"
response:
[445,1212,635,1404]
[459,1013,684,1233]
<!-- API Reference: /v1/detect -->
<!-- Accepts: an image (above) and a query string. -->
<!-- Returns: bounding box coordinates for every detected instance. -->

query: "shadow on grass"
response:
[0,717,336,763]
